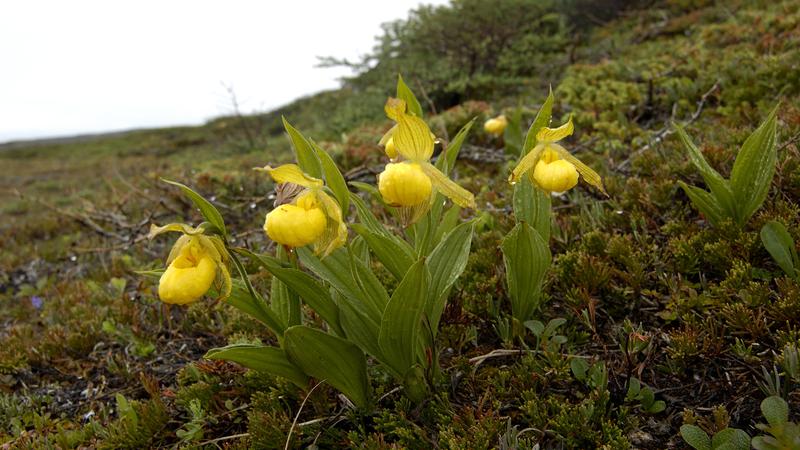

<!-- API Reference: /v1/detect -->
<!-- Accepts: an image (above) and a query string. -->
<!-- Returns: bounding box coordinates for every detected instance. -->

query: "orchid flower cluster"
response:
[145,76,605,407]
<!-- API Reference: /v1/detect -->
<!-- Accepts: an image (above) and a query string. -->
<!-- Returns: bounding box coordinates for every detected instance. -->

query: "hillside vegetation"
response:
[1,0,800,448]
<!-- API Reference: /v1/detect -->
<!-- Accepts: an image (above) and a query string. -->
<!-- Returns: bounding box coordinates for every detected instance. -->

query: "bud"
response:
[531,148,579,193]
[158,239,217,304]
[378,162,432,206]
[264,191,327,248]
[484,115,508,136]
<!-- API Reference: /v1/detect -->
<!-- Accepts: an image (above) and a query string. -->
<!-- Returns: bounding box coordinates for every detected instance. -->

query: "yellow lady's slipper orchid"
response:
[265,191,327,247]
[379,125,436,161]
[509,115,605,195]
[484,114,508,136]
[256,164,347,256]
[378,162,432,206]
[377,97,475,222]
[532,149,579,192]
[148,223,232,305]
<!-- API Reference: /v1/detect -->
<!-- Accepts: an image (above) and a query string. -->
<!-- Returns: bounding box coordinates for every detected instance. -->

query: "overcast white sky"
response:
[0,0,447,143]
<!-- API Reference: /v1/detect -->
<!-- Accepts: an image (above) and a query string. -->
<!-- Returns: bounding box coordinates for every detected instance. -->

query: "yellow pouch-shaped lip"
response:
[378,162,432,207]
[264,202,327,248]
[158,245,217,305]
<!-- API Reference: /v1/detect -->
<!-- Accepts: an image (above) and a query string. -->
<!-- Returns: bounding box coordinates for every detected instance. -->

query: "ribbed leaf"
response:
[350,192,387,235]
[225,273,285,335]
[379,260,429,375]
[730,105,779,225]
[440,118,475,175]
[678,181,728,226]
[162,179,226,237]
[348,248,390,314]
[239,249,343,335]
[760,221,798,278]
[337,297,386,369]
[502,222,551,322]
[674,124,736,219]
[284,326,371,409]
[311,140,350,213]
[282,117,322,178]
[513,180,551,242]
[205,344,308,388]
[523,87,554,155]
[426,221,475,330]
[352,223,415,280]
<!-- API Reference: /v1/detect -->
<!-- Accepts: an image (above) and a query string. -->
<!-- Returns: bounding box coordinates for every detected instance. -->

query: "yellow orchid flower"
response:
[377,98,475,219]
[148,223,231,305]
[484,114,508,136]
[379,123,436,161]
[257,164,347,257]
[509,115,605,195]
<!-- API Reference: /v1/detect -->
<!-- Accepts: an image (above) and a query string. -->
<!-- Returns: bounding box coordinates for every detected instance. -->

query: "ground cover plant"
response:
[2,0,800,448]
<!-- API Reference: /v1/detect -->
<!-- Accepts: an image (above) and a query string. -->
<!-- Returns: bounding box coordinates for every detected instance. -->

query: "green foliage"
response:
[3,1,800,448]
[99,393,169,449]
[752,396,800,450]
[162,179,228,237]
[284,325,371,409]
[679,424,750,450]
[503,223,551,323]
[625,377,666,414]
[761,221,800,280]
[676,105,779,228]
[326,0,573,107]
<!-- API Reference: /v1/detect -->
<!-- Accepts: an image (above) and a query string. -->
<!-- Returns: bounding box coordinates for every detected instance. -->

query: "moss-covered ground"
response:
[2,1,800,448]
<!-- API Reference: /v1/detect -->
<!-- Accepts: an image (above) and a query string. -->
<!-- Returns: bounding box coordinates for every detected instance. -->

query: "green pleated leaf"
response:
[205,344,308,388]
[239,249,343,335]
[348,248,391,314]
[350,192,387,234]
[284,326,371,409]
[760,221,798,279]
[680,425,711,450]
[523,87,554,156]
[729,105,779,226]
[438,118,475,175]
[435,204,462,241]
[337,297,386,368]
[224,278,285,336]
[673,123,737,220]
[350,181,383,204]
[426,221,475,330]
[678,181,726,227]
[379,260,429,375]
[298,247,382,322]
[271,246,301,327]
[502,222,551,323]
[311,140,350,213]
[282,117,322,178]
[162,179,227,237]
[513,180,551,242]
[351,224,415,281]
[397,74,423,117]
